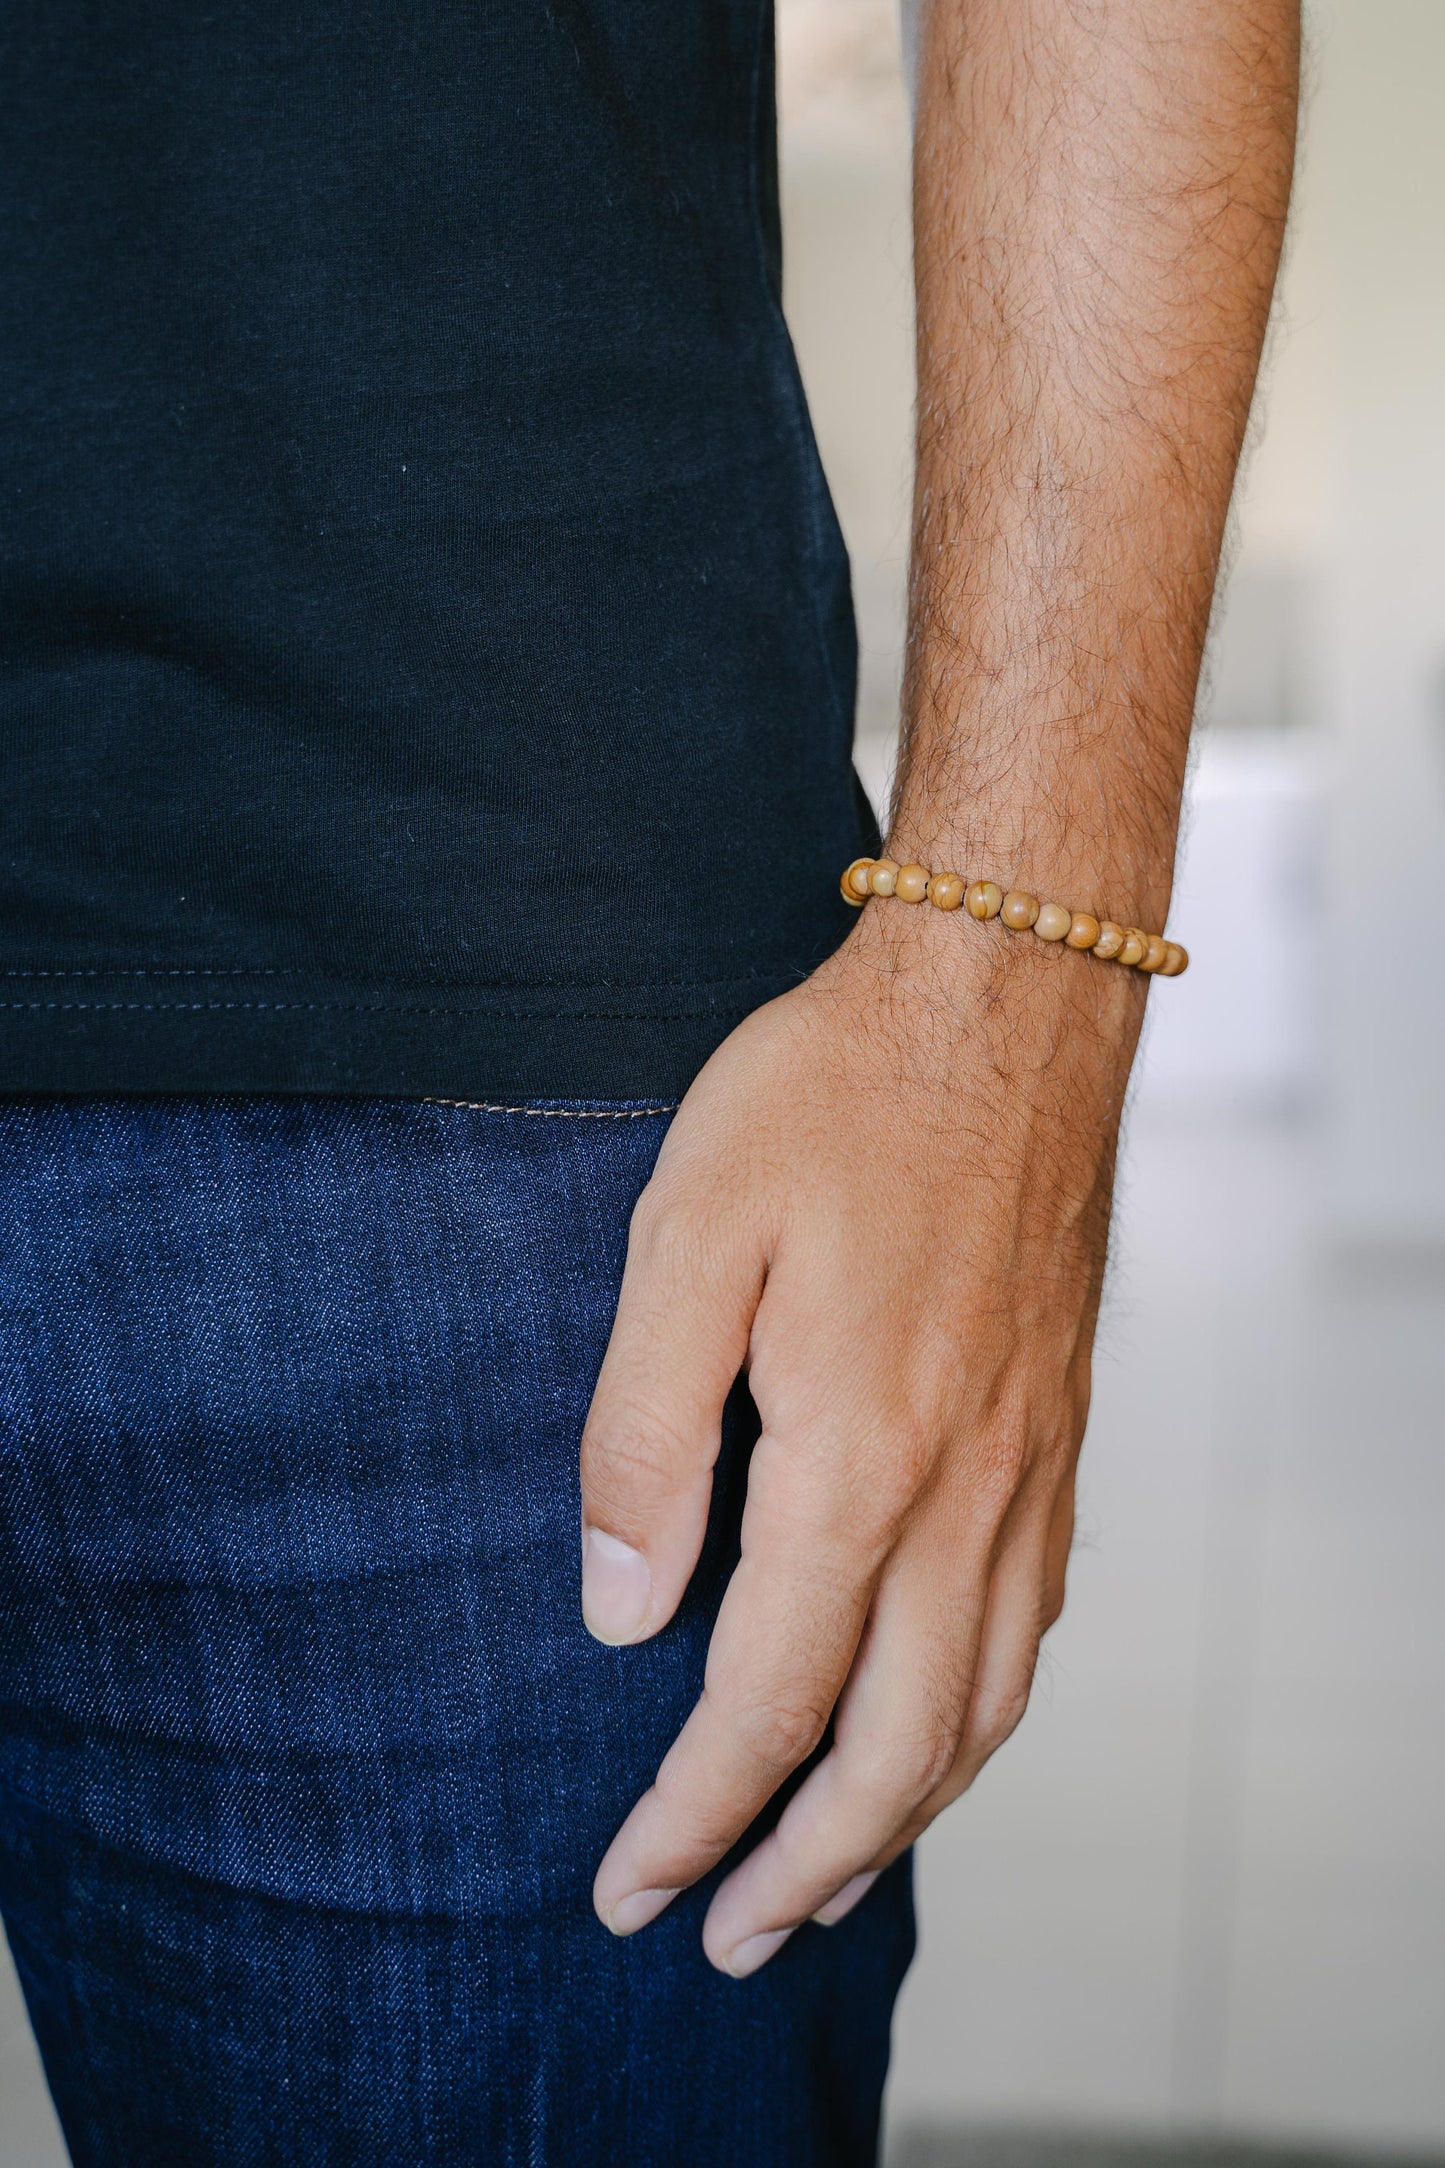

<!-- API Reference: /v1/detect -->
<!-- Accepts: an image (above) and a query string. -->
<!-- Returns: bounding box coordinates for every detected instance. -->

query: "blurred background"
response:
[776,0,1445,2162]
[3,2,1442,2163]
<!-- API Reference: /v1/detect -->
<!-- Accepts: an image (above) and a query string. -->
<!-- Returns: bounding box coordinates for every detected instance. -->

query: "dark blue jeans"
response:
[0,1096,913,2165]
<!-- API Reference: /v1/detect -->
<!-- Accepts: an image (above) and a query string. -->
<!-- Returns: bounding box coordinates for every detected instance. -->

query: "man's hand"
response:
[581,903,1136,1972]
[581,0,1297,1976]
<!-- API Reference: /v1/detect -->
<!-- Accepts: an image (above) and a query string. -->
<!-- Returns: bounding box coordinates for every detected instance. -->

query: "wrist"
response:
[882,813,1180,945]
[826,885,1148,1062]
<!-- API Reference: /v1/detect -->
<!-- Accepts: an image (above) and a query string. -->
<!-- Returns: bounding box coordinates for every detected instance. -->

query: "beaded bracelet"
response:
[841,857,1188,977]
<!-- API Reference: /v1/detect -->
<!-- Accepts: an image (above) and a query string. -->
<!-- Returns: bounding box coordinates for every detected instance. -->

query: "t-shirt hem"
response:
[0,974,806,1100]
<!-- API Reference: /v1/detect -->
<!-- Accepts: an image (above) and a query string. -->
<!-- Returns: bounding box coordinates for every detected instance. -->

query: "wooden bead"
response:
[1139,933,1169,974]
[1161,942,1189,976]
[869,858,900,897]
[1117,927,1146,967]
[1065,912,1101,951]
[895,863,930,903]
[927,872,966,911]
[1000,890,1040,931]
[1093,920,1126,960]
[965,880,1003,920]
[841,858,874,904]
[1034,902,1071,942]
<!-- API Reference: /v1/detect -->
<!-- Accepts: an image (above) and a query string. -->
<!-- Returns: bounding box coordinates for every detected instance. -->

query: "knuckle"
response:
[894,1411,941,1495]
[810,1413,935,1552]
[956,1430,1034,1544]
[727,1686,831,1773]
[853,1707,961,1806]
[580,1411,692,1513]
[971,1677,1033,1760]
[973,1379,1036,1487]
[888,1720,961,1803]
[982,1422,1032,1499]
[629,1189,715,1282]
[865,1417,937,1528]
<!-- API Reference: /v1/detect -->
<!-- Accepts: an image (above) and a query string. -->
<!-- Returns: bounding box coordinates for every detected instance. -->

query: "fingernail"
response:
[811,1870,879,1927]
[581,1528,652,1644]
[722,1927,793,1979]
[605,1887,680,1937]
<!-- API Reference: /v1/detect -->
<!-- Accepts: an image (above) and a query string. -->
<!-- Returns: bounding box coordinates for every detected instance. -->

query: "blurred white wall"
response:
[778,0,1445,2154]
[1307,1,1445,1242]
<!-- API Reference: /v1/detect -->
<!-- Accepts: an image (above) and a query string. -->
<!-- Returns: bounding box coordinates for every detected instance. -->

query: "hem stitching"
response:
[1,1000,749,1022]
[422,1098,678,1118]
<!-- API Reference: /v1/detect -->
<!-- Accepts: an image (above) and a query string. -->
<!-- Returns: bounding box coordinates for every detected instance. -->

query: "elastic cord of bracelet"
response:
[840,858,1188,977]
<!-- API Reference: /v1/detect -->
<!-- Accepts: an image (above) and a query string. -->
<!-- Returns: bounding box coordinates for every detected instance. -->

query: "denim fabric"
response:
[0,1095,913,2166]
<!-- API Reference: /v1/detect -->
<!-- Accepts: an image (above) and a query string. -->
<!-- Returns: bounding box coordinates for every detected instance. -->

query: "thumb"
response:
[579,1179,762,1645]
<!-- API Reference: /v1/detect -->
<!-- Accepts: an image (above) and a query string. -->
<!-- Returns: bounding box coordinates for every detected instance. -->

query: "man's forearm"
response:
[895,0,1299,930]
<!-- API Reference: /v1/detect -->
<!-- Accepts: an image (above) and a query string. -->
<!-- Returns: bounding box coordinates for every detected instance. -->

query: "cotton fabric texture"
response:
[0,0,877,1101]
[0,1095,913,2164]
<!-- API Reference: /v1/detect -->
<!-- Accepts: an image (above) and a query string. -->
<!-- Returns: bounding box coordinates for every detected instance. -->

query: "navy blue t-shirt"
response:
[0,0,876,1098]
